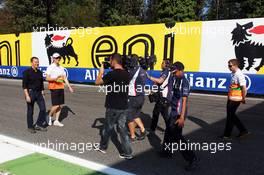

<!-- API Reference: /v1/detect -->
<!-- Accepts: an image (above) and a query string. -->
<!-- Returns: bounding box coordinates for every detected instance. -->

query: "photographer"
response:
[95,53,133,160]
[127,54,147,142]
[147,59,171,133]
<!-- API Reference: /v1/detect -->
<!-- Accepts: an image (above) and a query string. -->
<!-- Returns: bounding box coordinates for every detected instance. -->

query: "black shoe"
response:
[185,157,200,171]
[27,128,36,134]
[237,131,251,139]
[137,130,147,140]
[119,153,133,160]
[218,135,232,141]
[34,125,47,132]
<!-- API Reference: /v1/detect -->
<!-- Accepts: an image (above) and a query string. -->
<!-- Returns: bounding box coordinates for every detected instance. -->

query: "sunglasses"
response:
[228,64,233,68]
[54,57,61,60]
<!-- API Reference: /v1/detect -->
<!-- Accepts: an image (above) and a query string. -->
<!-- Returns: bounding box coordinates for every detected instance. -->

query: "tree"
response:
[100,0,144,26]
[52,0,100,27]
[155,0,197,23]
[242,0,264,18]
[205,0,264,21]
[5,0,47,33]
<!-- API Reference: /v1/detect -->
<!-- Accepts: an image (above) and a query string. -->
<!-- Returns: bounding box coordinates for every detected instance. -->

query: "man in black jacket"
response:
[22,57,47,133]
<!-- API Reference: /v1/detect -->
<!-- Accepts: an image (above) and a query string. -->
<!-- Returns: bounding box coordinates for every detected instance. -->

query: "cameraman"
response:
[95,53,133,160]
[147,59,171,133]
[127,54,147,142]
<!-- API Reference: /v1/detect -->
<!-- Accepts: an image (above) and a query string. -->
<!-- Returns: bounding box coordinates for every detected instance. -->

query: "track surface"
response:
[0,79,263,175]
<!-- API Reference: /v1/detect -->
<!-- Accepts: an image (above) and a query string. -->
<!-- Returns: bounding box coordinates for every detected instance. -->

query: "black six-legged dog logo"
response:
[231,22,264,71]
[45,34,79,66]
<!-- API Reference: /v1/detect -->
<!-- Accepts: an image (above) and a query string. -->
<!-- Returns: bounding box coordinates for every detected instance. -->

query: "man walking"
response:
[220,59,250,140]
[161,61,199,171]
[46,53,74,127]
[127,54,147,142]
[95,53,133,160]
[148,59,171,133]
[22,57,47,133]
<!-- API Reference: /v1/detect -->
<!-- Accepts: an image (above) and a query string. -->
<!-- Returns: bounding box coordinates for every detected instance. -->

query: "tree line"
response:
[0,0,263,34]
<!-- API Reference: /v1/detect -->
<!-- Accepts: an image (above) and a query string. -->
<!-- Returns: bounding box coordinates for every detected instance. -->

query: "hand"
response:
[69,86,74,93]
[241,98,246,104]
[25,95,31,103]
[99,64,104,75]
[175,117,185,128]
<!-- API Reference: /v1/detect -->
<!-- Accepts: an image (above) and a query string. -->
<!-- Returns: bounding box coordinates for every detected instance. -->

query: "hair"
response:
[172,61,185,71]
[30,57,39,63]
[163,59,171,68]
[110,53,122,65]
[228,59,239,66]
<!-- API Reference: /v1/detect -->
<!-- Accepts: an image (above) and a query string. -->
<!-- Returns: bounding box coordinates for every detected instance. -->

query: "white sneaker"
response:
[48,117,53,126]
[53,120,64,127]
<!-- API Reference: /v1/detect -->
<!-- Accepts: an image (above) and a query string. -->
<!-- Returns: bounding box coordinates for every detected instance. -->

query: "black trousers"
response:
[224,100,247,136]
[150,102,169,131]
[26,90,46,128]
[162,117,196,162]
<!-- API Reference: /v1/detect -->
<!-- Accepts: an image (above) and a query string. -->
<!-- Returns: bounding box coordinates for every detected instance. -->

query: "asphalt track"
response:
[0,78,264,175]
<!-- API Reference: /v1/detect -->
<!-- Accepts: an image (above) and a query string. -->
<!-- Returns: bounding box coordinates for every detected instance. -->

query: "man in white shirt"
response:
[220,59,250,140]
[46,53,74,127]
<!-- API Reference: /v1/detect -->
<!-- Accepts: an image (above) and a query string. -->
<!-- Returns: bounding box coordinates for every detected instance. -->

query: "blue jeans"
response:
[26,90,46,128]
[100,108,132,156]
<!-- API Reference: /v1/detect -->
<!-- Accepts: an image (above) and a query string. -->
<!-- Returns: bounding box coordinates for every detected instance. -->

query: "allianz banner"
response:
[0,18,264,94]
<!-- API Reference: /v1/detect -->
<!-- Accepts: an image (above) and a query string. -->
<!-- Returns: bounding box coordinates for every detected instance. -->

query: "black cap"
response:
[171,61,185,72]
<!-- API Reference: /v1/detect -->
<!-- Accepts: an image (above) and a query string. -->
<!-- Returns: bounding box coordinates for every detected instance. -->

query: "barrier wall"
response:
[0,18,264,94]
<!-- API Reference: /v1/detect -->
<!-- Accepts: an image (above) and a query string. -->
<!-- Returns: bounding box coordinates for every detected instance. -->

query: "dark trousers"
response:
[224,100,247,136]
[100,108,132,156]
[26,90,46,128]
[150,102,169,131]
[162,117,196,162]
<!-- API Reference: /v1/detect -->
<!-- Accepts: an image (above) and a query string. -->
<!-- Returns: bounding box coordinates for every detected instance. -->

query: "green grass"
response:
[0,153,105,175]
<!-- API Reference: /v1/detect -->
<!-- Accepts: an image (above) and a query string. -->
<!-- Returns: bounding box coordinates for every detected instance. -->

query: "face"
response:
[161,61,166,69]
[174,70,184,78]
[110,58,115,69]
[228,62,237,72]
[53,57,61,64]
[31,58,39,69]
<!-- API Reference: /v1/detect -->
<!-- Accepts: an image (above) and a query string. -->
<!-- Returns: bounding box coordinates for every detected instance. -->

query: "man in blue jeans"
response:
[95,53,133,160]
[22,57,47,133]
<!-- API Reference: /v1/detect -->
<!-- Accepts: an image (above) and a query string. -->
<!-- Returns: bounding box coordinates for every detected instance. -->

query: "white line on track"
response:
[0,134,135,175]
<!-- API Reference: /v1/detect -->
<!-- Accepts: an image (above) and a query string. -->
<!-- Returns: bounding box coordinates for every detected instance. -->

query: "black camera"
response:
[122,54,157,70]
[139,55,157,70]
[103,57,111,69]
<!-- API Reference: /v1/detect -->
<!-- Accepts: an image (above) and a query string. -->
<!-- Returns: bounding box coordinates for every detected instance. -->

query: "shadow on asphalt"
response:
[59,106,75,122]
[97,102,264,175]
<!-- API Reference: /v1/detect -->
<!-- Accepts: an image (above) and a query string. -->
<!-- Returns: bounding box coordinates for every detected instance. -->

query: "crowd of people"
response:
[22,52,250,171]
